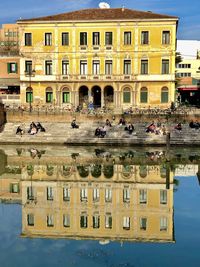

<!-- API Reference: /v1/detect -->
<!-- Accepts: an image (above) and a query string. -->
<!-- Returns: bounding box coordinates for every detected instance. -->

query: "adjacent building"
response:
[17,8,178,111]
[0,24,20,106]
[176,40,200,105]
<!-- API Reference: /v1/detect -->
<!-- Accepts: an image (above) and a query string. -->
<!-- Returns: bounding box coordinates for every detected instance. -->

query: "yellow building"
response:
[21,162,174,243]
[17,8,178,111]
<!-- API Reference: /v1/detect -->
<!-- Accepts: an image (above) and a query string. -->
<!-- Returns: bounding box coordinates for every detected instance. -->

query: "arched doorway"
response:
[79,86,88,107]
[92,86,101,108]
[104,86,114,107]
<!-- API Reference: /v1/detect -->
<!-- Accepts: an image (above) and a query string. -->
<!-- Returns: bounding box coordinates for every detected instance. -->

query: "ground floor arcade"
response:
[20,81,175,110]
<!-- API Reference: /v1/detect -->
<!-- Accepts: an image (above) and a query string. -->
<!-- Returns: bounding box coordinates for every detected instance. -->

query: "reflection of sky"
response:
[1,175,200,266]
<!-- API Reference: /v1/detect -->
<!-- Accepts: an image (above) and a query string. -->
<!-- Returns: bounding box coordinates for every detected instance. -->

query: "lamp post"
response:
[25,69,36,112]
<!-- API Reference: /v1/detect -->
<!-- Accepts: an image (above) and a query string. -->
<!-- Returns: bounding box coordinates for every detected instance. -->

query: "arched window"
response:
[46,87,53,103]
[140,87,148,103]
[161,87,169,103]
[123,87,131,103]
[62,87,70,103]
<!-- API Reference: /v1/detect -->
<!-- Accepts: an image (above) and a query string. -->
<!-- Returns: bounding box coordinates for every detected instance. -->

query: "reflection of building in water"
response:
[0,150,21,203]
[21,163,174,243]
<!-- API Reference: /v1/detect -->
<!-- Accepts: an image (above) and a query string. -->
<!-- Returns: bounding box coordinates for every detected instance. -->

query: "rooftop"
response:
[18,8,178,23]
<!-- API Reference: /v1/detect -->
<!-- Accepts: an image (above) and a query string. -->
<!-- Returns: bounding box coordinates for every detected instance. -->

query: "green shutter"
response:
[7,63,11,74]
[26,92,33,103]
[161,91,169,103]
[123,91,130,103]
[63,92,70,103]
[140,91,148,103]
[15,63,18,73]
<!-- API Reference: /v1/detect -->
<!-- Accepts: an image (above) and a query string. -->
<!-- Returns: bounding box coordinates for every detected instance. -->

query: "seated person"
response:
[118,118,126,125]
[105,119,112,127]
[100,126,106,138]
[71,119,79,129]
[174,122,182,131]
[36,122,45,132]
[30,126,37,135]
[146,121,156,133]
[125,122,135,134]
[95,127,101,137]
[16,126,24,136]
[28,122,37,134]
[189,120,199,129]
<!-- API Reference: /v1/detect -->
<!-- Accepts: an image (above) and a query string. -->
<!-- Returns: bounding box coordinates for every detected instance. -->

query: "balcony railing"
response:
[57,74,137,81]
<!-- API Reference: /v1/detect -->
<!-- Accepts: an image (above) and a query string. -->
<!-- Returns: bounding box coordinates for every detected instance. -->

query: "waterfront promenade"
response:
[0,120,200,146]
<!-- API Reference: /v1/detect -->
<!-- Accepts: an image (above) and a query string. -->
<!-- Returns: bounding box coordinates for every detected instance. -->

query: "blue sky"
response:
[0,0,199,40]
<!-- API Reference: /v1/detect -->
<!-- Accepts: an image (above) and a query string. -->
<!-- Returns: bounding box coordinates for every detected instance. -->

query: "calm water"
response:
[0,145,200,267]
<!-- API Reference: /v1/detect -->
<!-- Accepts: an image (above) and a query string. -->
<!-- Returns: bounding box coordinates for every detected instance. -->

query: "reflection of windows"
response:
[93,213,100,228]
[139,189,147,204]
[160,217,168,231]
[47,186,53,200]
[10,183,19,193]
[123,88,131,103]
[25,33,32,46]
[63,214,70,227]
[45,33,52,46]
[105,213,112,229]
[160,190,167,204]
[80,213,87,228]
[123,188,130,203]
[93,188,100,202]
[124,60,131,75]
[47,215,54,227]
[140,217,147,230]
[27,214,34,226]
[124,31,131,45]
[105,188,112,202]
[123,216,130,230]
[63,187,70,201]
[27,186,34,200]
[80,188,88,202]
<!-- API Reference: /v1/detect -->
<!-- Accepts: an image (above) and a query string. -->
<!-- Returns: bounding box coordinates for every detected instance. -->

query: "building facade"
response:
[18,8,178,111]
[176,40,200,105]
[0,24,20,105]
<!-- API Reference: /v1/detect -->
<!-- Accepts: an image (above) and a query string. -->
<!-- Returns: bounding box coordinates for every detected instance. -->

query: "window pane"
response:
[162,31,170,44]
[141,60,148,74]
[62,32,69,46]
[25,33,32,46]
[46,92,53,103]
[161,90,169,103]
[80,32,87,45]
[62,92,70,103]
[105,32,112,45]
[123,89,131,103]
[124,60,131,75]
[124,32,131,45]
[162,59,169,74]
[45,33,52,46]
[63,214,70,227]
[26,92,33,103]
[62,60,69,75]
[27,214,34,226]
[141,31,149,44]
[140,89,148,103]
[105,60,112,75]
[93,32,100,45]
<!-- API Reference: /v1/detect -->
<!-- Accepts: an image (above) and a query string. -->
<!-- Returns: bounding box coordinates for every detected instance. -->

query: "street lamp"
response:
[25,69,36,112]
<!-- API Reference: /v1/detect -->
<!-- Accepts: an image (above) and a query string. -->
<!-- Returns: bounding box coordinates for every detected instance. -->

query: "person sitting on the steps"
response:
[71,119,79,129]
[16,126,24,136]
[95,127,101,137]
[125,122,134,134]
[36,122,46,132]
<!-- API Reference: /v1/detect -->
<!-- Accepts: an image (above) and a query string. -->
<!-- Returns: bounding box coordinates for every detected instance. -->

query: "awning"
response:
[178,87,200,91]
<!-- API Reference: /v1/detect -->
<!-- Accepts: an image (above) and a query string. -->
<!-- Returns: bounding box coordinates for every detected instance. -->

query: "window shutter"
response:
[140,91,148,103]
[7,63,11,73]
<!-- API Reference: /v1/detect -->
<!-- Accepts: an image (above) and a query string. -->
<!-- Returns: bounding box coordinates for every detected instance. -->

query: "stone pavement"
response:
[0,121,199,146]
